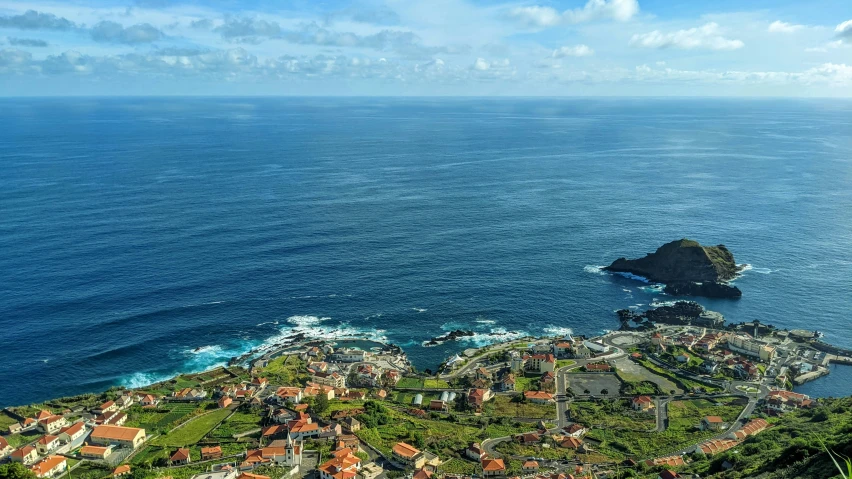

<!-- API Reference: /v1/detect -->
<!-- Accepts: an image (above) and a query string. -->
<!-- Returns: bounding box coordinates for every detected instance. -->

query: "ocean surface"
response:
[1,97,851,407]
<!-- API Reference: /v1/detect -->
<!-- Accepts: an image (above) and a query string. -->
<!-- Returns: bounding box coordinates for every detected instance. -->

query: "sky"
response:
[0,0,851,96]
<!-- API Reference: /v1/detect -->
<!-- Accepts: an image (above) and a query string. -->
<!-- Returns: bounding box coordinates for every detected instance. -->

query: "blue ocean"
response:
[1,97,851,407]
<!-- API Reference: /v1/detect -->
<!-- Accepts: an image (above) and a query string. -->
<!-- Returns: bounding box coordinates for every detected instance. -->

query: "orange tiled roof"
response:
[392,442,421,458]
[482,458,506,471]
[92,425,144,442]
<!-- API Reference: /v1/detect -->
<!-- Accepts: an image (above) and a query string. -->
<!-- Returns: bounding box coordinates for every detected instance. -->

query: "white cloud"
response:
[629,23,744,51]
[552,45,594,57]
[836,19,852,38]
[91,21,165,44]
[473,57,490,70]
[508,0,638,28]
[768,20,803,33]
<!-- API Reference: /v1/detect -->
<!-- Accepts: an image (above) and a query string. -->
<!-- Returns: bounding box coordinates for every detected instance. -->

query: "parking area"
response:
[566,373,621,397]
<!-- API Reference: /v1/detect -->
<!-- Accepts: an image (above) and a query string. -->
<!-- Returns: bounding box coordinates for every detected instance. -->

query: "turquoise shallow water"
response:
[1,97,851,406]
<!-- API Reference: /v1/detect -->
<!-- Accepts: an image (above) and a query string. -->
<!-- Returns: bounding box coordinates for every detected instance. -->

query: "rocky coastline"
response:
[423,329,475,346]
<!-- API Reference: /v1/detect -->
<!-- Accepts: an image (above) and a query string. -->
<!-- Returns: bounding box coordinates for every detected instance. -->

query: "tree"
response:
[0,463,37,479]
[314,394,329,415]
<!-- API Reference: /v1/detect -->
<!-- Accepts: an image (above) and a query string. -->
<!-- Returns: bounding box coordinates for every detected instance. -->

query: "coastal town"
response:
[2,312,849,479]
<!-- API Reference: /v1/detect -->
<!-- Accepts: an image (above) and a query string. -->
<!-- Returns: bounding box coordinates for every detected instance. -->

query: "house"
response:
[467,389,494,409]
[262,424,288,439]
[36,435,60,455]
[584,362,611,373]
[392,442,422,468]
[413,468,433,479]
[559,437,582,449]
[96,411,128,426]
[563,423,587,438]
[429,400,449,412]
[495,373,516,392]
[700,416,728,432]
[632,396,654,412]
[540,371,556,386]
[113,465,132,477]
[139,395,160,407]
[174,388,207,400]
[94,401,119,415]
[523,391,555,404]
[465,443,486,461]
[522,461,539,473]
[733,418,769,440]
[11,446,39,465]
[0,437,12,458]
[80,446,112,460]
[572,344,591,359]
[29,456,67,478]
[276,387,303,404]
[170,448,191,465]
[515,433,541,445]
[318,448,361,479]
[90,425,146,449]
[474,367,492,381]
[218,397,233,408]
[526,354,556,374]
[8,423,23,435]
[35,411,53,421]
[328,349,366,363]
[727,335,776,361]
[340,417,361,432]
[553,342,573,357]
[251,377,269,391]
[288,419,321,440]
[38,416,69,435]
[481,458,506,477]
[355,365,381,387]
[338,435,360,450]
[117,395,134,409]
[382,370,401,386]
[308,361,329,373]
[698,438,738,456]
[201,446,223,460]
[58,422,87,443]
[239,473,271,479]
[657,471,681,479]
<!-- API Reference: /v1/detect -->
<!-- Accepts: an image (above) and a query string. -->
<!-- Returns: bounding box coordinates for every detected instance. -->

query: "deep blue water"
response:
[1,97,851,407]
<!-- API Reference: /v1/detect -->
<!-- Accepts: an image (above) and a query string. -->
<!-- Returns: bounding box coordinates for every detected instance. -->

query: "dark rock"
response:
[423,329,475,346]
[616,301,726,328]
[664,281,742,299]
[605,239,744,298]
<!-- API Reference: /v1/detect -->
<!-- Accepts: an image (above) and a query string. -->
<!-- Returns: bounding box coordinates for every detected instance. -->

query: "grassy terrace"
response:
[209,409,264,438]
[151,408,233,447]
[638,358,722,393]
[396,378,452,389]
[125,403,203,434]
[258,355,308,386]
[585,397,746,460]
[568,400,656,431]
[486,395,556,420]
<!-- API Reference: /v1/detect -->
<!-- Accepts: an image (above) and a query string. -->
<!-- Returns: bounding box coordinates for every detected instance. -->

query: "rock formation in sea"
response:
[616,301,726,329]
[605,238,743,299]
[423,329,475,347]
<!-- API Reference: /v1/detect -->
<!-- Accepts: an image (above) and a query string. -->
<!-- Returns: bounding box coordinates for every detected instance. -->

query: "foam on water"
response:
[543,326,573,337]
[412,308,427,313]
[121,371,179,389]
[286,315,331,326]
[613,272,651,283]
[583,265,606,275]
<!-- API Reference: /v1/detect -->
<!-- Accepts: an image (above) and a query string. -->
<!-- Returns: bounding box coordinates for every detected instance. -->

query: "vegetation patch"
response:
[152,408,233,447]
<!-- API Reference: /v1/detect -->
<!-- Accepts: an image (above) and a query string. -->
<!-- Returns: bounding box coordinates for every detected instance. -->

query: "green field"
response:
[424,379,451,389]
[568,400,656,431]
[440,458,478,475]
[354,407,483,458]
[514,376,538,392]
[260,355,308,386]
[209,409,264,438]
[152,408,233,446]
[396,378,424,389]
[556,360,576,369]
[0,412,20,431]
[487,395,556,419]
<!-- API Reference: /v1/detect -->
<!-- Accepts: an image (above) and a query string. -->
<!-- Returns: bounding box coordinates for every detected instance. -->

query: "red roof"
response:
[482,458,506,471]
[170,448,190,462]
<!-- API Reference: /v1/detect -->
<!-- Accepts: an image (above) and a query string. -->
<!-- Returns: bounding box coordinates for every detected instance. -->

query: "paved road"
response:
[439,339,535,379]
[654,398,669,432]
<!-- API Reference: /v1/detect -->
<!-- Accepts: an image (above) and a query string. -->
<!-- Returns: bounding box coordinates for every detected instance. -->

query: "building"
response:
[139,395,160,407]
[700,416,728,432]
[318,448,361,479]
[201,446,223,460]
[657,471,681,479]
[288,419,320,441]
[481,458,506,477]
[329,349,367,363]
[311,372,346,389]
[559,437,582,449]
[340,417,361,432]
[242,437,303,469]
[732,418,769,440]
[29,456,67,478]
[38,416,69,435]
[645,456,685,468]
[766,390,812,413]
[429,400,448,412]
[94,401,119,415]
[523,391,554,404]
[727,335,776,361]
[563,423,587,438]
[467,389,494,409]
[522,461,539,473]
[113,465,132,477]
[276,387,303,404]
[36,435,60,455]
[465,443,486,461]
[573,344,592,359]
[170,448,191,465]
[553,342,573,357]
[676,353,690,364]
[392,442,422,468]
[698,438,738,456]
[11,446,39,465]
[96,410,128,426]
[632,396,654,412]
[174,388,208,400]
[218,397,233,408]
[583,340,610,354]
[90,425,146,449]
[0,437,12,458]
[80,446,112,460]
[584,362,611,373]
[58,422,87,444]
[526,354,556,374]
